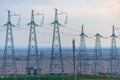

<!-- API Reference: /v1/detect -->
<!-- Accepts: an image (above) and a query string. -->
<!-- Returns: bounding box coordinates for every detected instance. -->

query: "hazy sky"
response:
[0,0,120,48]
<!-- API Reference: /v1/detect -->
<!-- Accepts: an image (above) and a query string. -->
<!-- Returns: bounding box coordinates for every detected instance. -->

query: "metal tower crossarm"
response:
[80,25,88,37]
[27,10,38,27]
[4,10,15,27]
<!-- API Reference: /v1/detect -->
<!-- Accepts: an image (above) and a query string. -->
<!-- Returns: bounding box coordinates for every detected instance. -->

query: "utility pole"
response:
[39,51,44,76]
[93,33,103,76]
[77,25,88,75]
[49,9,64,80]
[2,10,17,80]
[72,39,76,80]
[109,26,118,76]
[25,10,41,80]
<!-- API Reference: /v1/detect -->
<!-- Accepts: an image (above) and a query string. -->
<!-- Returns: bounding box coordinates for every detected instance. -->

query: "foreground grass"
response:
[1,77,120,80]
[78,77,120,80]
[68,77,120,80]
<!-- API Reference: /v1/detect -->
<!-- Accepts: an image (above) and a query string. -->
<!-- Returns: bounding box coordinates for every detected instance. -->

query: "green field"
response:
[1,77,120,80]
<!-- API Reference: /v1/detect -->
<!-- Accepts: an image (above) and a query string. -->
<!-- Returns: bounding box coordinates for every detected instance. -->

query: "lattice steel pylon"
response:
[108,26,119,76]
[25,10,41,80]
[93,33,103,75]
[2,10,17,80]
[77,25,88,75]
[49,9,64,80]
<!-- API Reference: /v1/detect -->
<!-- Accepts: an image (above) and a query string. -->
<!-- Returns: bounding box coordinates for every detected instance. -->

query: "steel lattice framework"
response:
[77,25,89,75]
[49,9,64,80]
[25,10,41,80]
[93,33,103,75]
[108,26,119,75]
[2,10,17,80]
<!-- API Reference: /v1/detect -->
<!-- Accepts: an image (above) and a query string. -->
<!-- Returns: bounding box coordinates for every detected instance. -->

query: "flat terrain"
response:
[1,77,120,80]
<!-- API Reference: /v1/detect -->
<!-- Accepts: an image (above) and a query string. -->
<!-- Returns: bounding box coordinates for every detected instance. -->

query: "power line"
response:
[62,26,80,33]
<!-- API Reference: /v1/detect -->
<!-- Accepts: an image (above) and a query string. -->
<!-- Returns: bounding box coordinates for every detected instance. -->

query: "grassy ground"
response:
[1,77,120,80]
[67,77,120,80]
[77,77,120,80]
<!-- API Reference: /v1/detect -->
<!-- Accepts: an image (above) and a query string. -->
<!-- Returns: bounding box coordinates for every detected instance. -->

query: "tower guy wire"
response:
[49,9,64,80]
[2,10,17,80]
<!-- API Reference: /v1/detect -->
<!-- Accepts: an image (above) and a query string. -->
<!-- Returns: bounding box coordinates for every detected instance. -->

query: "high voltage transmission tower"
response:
[2,10,17,80]
[93,33,103,76]
[108,26,119,76]
[25,10,42,80]
[77,25,88,75]
[49,9,67,80]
